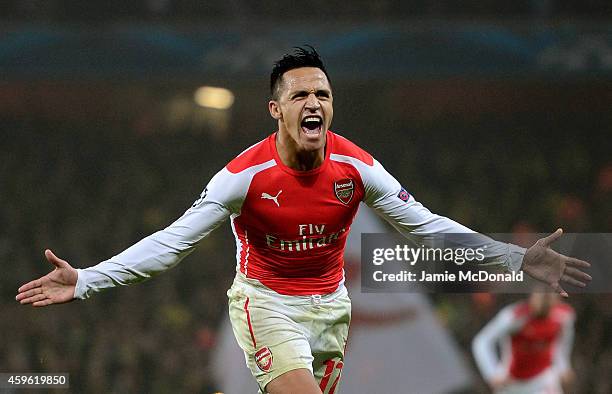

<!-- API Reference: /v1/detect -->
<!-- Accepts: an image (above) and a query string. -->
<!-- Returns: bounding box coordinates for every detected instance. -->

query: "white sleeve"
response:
[74,167,243,299]
[472,306,517,382]
[553,311,575,374]
[361,159,525,271]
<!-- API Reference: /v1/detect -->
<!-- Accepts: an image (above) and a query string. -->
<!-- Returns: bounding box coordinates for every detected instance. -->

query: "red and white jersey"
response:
[222,131,369,294]
[74,131,525,298]
[472,301,575,384]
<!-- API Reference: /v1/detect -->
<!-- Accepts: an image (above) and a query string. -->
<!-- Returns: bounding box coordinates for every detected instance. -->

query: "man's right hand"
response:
[16,249,78,307]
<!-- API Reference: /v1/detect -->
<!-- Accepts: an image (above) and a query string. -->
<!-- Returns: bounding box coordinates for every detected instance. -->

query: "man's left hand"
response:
[522,229,591,297]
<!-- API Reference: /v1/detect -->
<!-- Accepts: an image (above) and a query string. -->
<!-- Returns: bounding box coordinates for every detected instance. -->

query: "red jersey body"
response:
[227,131,370,295]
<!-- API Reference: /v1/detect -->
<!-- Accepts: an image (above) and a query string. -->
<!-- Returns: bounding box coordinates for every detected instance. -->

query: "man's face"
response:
[269,67,333,152]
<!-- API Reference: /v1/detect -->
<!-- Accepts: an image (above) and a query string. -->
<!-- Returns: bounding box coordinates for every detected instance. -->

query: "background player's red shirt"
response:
[509,302,575,379]
[473,300,575,383]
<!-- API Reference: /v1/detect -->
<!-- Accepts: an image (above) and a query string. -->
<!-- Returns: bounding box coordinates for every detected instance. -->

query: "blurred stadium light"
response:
[193,87,234,110]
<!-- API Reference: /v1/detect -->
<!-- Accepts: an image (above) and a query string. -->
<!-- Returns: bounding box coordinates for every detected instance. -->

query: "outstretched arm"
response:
[16,201,229,305]
[16,165,246,305]
[356,158,591,295]
[16,249,77,307]
[71,201,230,299]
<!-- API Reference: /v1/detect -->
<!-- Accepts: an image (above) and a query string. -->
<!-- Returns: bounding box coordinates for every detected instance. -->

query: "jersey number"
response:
[319,359,343,394]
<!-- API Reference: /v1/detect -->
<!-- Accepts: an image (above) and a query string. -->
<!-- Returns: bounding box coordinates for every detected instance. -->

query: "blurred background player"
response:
[472,292,575,394]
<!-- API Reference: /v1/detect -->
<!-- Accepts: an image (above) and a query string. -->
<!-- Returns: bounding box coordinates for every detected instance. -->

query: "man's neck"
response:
[276,132,325,171]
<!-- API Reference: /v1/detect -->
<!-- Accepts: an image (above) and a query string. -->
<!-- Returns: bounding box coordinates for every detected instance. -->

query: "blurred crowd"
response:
[2,0,612,22]
[0,80,610,393]
[0,113,238,392]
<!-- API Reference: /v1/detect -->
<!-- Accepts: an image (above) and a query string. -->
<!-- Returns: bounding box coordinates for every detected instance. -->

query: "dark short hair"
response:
[270,45,331,99]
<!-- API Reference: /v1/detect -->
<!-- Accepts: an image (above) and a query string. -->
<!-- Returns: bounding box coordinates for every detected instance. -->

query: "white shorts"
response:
[227,273,351,393]
[497,369,562,394]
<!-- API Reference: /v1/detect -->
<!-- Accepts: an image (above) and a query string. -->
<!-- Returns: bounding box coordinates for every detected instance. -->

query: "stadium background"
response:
[1,1,611,392]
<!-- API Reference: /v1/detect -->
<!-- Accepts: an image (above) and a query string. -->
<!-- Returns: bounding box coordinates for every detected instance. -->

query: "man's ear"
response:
[269,100,282,120]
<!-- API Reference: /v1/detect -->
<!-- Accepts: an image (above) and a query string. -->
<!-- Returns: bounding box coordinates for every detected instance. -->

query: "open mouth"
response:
[301,116,323,135]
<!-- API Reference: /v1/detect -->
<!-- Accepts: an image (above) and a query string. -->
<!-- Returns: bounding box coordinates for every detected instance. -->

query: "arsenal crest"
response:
[334,178,354,205]
[255,346,273,372]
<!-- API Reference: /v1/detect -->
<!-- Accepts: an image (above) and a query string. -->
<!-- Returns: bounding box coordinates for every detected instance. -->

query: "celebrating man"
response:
[17,46,591,394]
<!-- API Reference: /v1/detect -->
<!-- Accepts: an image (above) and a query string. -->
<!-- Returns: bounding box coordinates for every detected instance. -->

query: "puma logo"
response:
[261,190,282,207]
